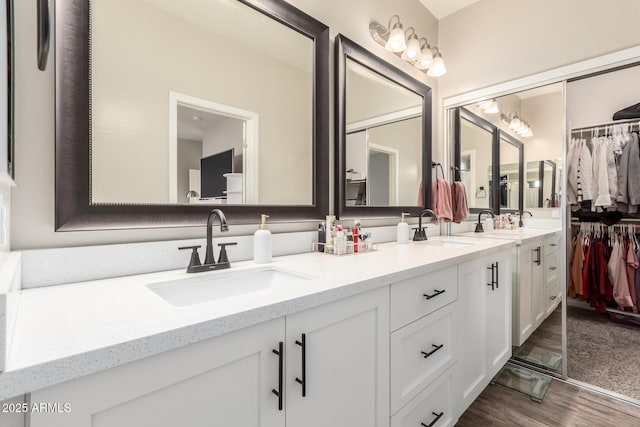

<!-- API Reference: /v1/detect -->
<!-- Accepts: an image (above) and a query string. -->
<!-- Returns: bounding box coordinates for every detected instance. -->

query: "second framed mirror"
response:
[335,34,432,219]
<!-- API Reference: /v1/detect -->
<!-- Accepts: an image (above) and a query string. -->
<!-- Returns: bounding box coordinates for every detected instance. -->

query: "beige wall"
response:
[521,91,563,162]
[460,119,492,209]
[567,64,640,128]
[368,117,422,205]
[91,0,311,205]
[438,0,640,100]
[12,0,439,250]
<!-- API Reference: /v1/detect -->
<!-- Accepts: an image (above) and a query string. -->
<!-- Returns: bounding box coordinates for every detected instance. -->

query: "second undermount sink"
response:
[147,266,312,307]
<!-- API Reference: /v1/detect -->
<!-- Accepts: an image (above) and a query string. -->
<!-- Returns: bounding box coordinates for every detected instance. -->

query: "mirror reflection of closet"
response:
[526,160,559,208]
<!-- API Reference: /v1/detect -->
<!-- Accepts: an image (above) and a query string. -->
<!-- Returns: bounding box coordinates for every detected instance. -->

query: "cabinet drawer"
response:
[391,367,454,427]
[391,265,457,331]
[545,236,559,254]
[391,303,456,413]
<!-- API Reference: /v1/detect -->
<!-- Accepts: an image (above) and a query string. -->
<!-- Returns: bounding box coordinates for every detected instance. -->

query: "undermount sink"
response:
[147,266,312,307]
[419,238,480,248]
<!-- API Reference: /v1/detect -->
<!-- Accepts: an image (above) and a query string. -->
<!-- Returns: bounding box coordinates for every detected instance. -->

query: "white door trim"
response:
[168,92,259,203]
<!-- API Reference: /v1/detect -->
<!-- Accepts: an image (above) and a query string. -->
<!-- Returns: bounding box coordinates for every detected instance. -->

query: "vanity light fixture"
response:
[369,16,446,76]
[502,112,533,137]
[478,99,499,114]
[384,15,406,52]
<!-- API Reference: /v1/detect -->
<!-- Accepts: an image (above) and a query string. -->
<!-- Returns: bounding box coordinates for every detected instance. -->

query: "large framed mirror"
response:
[525,160,558,208]
[454,107,498,213]
[335,34,432,219]
[55,0,329,230]
[498,131,524,213]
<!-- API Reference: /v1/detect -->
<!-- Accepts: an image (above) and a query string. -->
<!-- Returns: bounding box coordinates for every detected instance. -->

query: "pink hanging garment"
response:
[433,178,453,224]
[610,236,634,309]
[452,181,470,223]
[627,241,639,307]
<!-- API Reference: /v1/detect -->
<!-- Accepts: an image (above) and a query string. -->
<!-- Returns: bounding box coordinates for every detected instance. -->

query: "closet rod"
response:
[571,117,640,133]
[571,219,640,226]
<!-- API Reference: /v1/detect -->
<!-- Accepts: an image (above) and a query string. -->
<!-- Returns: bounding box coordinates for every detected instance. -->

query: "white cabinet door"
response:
[456,252,512,417]
[514,242,533,347]
[285,287,389,427]
[455,256,488,414]
[30,319,285,427]
[530,243,546,328]
[345,131,368,181]
[486,251,512,373]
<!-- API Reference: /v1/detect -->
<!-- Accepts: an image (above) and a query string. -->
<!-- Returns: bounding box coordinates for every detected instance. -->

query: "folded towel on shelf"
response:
[452,181,470,223]
[433,178,453,223]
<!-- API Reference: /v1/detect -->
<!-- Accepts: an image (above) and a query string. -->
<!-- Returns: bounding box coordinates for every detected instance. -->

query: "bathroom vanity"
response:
[1,238,513,427]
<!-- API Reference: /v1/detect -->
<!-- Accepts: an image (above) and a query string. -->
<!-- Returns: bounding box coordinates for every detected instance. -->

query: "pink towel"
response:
[452,181,470,223]
[433,178,453,223]
[417,180,423,206]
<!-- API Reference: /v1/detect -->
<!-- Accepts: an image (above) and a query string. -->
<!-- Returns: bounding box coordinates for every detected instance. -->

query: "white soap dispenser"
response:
[397,212,410,244]
[254,214,272,264]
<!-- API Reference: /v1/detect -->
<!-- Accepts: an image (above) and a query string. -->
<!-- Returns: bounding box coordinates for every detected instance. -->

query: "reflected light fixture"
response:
[502,112,533,138]
[478,99,499,114]
[369,16,446,77]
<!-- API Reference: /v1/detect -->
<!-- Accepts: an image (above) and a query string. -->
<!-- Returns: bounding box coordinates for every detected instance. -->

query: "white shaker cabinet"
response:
[285,286,389,427]
[29,287,389,427]
[455,249,512,416]
[30,318,286,427]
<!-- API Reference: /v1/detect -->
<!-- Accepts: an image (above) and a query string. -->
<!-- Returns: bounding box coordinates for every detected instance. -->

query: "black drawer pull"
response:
[549,266,557,271]
[423,289,445,300]
[421,411,444,427]
[550,243,557,247]
[550,295,557,300]
[421,344,444,358]
[295,334,306,397]
[271,342,284,410]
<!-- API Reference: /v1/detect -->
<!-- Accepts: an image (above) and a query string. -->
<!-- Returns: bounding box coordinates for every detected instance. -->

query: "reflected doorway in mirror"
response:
[169,91,259,205]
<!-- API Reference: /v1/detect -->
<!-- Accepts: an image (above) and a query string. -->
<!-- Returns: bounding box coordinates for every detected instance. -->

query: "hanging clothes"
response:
[569,232,585,297]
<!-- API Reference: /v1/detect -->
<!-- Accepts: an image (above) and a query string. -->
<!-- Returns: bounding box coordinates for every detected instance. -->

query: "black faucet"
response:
[475,209,495,233]
[517,210,533,227]
[178,209,236,273]
[205,209,229,264]
[413,209,439,241]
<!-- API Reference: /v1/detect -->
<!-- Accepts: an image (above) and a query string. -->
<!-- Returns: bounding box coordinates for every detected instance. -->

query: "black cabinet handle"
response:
[486,264,495,291]
[534,247,541,265]
[550,243,557,247]
[295,334,306,397]
[550,295,557,300]
[421,411,444,427]
[271,342,284,411]
[495,261,499,289]
[37,0,50,71]
[423,289,445,300]
[549,266,557,271]
[421,344,444,358]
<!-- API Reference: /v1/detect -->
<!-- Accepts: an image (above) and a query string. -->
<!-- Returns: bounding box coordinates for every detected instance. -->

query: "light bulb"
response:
[426,52,446,77]
[401,35,420,60]
[509,116,521,130]
[484,100,499,114]
[385,23,406,52]
[415,46,433,70]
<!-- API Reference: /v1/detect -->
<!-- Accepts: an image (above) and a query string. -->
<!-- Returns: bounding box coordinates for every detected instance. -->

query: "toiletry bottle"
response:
[397,212,410,244]
[325,215,336,254]
[352,219,360,253]
[317,223,326,252]
[254,214,272,264]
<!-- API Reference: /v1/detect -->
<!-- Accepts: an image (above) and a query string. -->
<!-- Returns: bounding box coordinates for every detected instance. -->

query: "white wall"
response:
[567,64,640,128]
[11,0,439,250]
[177,138,202,204]
[438,0,640,100]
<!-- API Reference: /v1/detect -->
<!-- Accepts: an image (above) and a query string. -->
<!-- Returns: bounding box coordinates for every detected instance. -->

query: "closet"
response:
[566,64,640,402]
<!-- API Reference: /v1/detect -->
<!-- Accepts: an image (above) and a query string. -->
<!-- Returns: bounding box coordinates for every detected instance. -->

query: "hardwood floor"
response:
[456,379,640,427]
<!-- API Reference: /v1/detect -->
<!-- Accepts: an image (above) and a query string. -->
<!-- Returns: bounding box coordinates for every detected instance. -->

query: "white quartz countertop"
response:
[457,226,561,245]
[0,237,515,400]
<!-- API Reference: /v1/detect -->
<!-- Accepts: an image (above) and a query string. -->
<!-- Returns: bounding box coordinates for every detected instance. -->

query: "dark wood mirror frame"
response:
[454,107,524,215]
[454,107,499,215]
[335,34,433,219]
[498,130,524,214]
[55,0,329,231]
